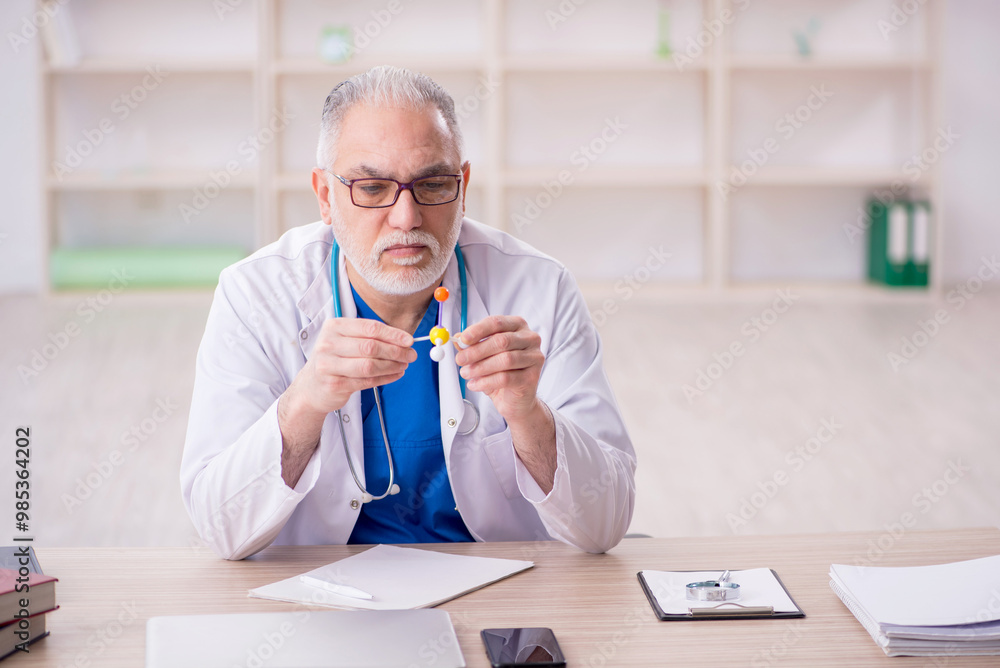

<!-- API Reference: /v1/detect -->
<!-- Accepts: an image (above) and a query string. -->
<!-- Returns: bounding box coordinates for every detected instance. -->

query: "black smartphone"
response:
[480,627,566,667]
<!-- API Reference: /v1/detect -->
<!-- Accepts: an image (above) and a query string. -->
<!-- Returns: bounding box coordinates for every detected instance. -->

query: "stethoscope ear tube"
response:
[331,240,475,503]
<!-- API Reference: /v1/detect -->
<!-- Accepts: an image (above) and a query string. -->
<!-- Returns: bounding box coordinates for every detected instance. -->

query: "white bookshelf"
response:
[39,0,944,296]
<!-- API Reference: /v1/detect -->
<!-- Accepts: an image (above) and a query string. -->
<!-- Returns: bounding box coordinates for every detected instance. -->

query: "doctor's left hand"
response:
[454,315,545,423]
[455,315,557,493]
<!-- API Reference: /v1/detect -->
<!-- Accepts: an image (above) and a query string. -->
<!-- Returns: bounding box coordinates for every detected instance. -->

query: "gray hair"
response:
[316,65,465,169]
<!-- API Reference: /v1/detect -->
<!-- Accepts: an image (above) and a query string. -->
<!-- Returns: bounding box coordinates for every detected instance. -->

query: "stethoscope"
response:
[330,240,480,503]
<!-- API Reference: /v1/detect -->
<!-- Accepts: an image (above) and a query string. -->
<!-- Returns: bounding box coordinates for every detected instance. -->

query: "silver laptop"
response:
[145,609,465,668]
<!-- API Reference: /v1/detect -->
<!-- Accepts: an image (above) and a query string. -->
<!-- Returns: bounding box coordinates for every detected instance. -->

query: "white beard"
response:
[330,198,463,296]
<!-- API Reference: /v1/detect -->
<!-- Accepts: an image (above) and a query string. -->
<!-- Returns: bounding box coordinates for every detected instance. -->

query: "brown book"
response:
[0,609,50,661]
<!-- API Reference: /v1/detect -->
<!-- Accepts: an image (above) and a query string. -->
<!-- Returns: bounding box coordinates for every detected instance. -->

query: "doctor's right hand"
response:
[277,319,414,487]
[287,318,415,416]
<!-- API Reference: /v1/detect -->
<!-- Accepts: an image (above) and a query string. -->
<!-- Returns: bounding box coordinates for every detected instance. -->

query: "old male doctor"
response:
[180,66,635,560]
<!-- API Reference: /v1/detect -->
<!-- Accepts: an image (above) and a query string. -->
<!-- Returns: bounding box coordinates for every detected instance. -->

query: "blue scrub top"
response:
[347,285,474,545]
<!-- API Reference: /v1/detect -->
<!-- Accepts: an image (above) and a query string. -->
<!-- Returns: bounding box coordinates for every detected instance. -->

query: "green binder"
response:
[906,200,931,287]
[867,197,931,288]
[867,199,909,286]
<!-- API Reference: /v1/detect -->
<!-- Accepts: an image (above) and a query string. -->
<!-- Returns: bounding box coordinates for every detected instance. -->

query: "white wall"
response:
[941,0,1000,283]
[0,0,43,293]
[0,0,996,293]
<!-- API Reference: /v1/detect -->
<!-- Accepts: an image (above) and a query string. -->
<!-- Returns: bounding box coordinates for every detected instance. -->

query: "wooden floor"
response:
[2,287,998,547]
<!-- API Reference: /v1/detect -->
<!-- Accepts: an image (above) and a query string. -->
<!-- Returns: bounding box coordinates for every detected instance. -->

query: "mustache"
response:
[370,231,441,260]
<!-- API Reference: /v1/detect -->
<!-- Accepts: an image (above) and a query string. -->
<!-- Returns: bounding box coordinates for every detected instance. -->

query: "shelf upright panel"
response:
[37,9,53,294]
[928,0,945,298]
[484,0,505,234]
[258,0,278,246]
[708,0,729,292]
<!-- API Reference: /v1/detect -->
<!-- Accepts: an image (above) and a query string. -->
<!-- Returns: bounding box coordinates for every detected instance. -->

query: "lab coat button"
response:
[300,330,308,340]
[342,414,350,423]
[447,418,457,428]
[350,499,359,509]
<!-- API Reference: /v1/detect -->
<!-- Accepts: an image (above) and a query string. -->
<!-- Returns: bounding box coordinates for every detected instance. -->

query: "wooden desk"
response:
[16,528,1000,667]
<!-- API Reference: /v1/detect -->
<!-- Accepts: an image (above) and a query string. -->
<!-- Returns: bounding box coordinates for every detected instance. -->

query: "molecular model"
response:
[426,286,451,362]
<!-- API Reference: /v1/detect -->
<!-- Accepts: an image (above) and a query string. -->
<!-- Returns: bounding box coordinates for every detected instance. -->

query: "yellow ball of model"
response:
[429,326,450,346]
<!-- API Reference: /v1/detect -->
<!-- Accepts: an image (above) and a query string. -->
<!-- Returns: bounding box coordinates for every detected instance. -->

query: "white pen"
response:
[299,575,374,600]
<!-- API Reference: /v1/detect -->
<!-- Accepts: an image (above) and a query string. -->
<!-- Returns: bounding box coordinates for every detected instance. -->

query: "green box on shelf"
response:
[50,247,247,290]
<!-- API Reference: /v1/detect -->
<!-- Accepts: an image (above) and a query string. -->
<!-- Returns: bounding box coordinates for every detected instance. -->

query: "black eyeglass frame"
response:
[324,169,464,208]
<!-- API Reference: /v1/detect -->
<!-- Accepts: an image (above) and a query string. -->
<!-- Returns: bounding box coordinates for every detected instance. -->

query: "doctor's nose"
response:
[385,188,422,232]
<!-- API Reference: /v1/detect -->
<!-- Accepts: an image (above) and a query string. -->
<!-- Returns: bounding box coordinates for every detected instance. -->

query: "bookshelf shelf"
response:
[45,59,257,74]
[50,171,257,191]
[38,0,944,296]
[502,167,707,188]
[728,55,931,71]
[501,54,708,72]
[731,167,932,187]
[272,55,486,75]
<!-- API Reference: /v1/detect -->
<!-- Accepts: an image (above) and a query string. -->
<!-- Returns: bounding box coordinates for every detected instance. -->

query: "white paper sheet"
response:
[640,568,799,615]
[249,544,533,610]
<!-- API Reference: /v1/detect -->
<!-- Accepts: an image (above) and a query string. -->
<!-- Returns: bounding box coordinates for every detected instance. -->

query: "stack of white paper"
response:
[250,544,533,610]
[830,555,1000,657]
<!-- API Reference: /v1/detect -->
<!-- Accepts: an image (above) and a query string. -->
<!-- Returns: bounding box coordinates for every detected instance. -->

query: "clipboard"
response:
[637,569,805,621]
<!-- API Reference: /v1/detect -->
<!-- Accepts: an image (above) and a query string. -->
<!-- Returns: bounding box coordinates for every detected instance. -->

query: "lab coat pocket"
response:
[482,427,518,500]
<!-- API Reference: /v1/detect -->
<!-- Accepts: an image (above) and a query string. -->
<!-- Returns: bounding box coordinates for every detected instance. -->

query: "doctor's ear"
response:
[311,168,334,226]
[460,162,471,215]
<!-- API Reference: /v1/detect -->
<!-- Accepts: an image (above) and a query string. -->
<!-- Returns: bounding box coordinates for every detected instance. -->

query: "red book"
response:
[0,568,58,623]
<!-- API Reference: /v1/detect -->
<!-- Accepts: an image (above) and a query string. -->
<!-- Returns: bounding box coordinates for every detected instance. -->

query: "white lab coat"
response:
[180,218,636,560]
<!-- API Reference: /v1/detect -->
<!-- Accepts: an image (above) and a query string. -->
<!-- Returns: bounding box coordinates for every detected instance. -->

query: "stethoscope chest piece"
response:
[457,398,479,435]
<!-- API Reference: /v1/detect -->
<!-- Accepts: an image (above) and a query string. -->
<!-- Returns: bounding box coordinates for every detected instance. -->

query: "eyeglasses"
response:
[327,171,463,208]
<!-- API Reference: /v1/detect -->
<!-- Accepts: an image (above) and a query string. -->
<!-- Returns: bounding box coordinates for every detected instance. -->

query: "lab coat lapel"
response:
[438,249,490,462]
[295,239,365,490]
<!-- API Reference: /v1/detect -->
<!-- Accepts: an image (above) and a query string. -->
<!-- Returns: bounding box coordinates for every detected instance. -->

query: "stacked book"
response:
[1,546,58,660]
[830,555,1000,657]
